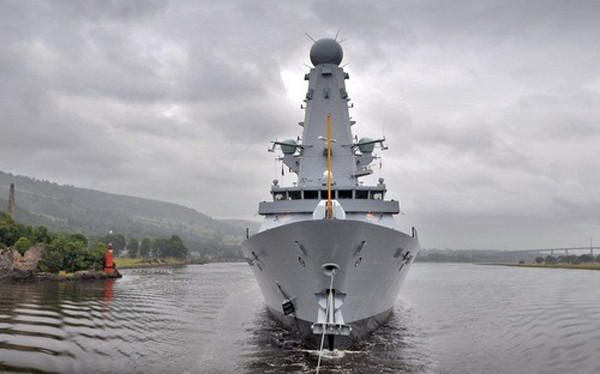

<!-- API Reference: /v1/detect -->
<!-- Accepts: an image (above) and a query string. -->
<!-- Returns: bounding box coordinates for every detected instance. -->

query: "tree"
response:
[127,237,139,258]
[0,211,35,247]
[14,237,32,255]
[152,235,188,259]
[139,238,153,258]
[535,257,544,264]
[93,242,106,253]
[33,225,53,244]
[169,235,188,260]
[57,235,87,273]
[579,254,594,263]
[90,243,106,271]
[545,255,557,264]
[38,234,103,273]
[39,244,64,273]
[111,233,126,257]
[69,233,88,247]
[566,255,579,264]
[153,238,170,258]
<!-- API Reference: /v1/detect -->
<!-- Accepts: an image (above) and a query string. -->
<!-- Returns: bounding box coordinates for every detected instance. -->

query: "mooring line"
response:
[316,269,336,374]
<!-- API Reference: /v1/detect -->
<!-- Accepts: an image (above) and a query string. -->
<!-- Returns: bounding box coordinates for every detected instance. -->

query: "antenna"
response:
[305,33,316,42]
[334,30,347,43]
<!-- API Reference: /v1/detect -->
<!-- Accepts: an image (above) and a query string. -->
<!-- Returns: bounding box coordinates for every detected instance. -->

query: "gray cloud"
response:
[0,0,599,249]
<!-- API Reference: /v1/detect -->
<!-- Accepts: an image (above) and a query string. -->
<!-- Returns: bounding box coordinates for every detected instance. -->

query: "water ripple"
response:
[1,263,600,373]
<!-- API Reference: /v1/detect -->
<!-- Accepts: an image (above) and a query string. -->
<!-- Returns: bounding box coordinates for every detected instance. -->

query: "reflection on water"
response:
[0,280,118,373]
[242,302,433,374]
[404,263,600,374]
[1,263,600,373]
[0,266,234,373]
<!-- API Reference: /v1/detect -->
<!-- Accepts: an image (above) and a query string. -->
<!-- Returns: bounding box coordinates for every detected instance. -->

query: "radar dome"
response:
[310,38,343,66]
[280,139,297,155]
[358,138,375,153]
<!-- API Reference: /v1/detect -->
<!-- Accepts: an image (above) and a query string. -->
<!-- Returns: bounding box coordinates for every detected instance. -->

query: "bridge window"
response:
[320,190,329,199]
[338,190,353,199]
[356,190,368,199]
[289,191,301,200]
[274,192,286,201]
[304,190,318,199]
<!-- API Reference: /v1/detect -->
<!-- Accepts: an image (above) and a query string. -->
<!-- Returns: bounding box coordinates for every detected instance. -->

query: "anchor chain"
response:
[316,268,336,374]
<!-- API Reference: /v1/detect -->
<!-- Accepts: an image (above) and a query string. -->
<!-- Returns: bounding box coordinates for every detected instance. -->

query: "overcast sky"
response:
[1,0,599,250]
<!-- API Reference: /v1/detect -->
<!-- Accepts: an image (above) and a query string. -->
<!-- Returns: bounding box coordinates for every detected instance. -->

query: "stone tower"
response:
[8,183,15,220]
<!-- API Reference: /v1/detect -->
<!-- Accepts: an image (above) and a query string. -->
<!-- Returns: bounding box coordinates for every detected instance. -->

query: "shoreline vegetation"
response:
[19,258,202,281]
[485,252,600,271]
[1,210,204,282]
[26,269,122,282]
[482,262,600,271]
[3,257,208,283]
[115,257,207,269]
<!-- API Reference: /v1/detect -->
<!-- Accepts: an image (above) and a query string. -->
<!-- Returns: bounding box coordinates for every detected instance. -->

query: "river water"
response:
[1,263,599,374]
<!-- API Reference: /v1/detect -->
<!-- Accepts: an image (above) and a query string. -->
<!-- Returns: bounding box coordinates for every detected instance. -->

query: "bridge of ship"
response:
[259,185,400,215]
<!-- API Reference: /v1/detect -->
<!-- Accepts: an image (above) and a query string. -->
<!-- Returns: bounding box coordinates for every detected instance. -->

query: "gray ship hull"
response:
[242,219,419,349]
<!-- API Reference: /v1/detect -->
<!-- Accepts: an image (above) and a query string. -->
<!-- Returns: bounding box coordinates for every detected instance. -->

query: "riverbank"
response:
[4,269,122,282]
[114,258,198,269]
[482,262,600,271]
[2,251,204,281]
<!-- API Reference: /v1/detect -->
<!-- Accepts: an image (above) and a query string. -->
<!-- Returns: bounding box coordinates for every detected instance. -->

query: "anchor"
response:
[311,264,352,351]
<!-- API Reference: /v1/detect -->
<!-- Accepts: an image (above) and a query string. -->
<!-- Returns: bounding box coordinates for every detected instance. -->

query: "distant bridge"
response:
[506,246,600,257]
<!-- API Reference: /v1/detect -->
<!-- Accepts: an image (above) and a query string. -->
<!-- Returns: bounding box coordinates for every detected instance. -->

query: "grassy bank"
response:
[114,258,187,269]
[484,262,600,271]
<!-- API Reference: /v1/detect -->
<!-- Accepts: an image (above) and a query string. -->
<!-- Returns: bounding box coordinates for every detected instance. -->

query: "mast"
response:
[327,115,332,218]
[277,38,382,190]
[298,39,355,188]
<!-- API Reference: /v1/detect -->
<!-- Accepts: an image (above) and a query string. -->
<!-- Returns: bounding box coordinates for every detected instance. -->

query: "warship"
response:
[242,38,420,350]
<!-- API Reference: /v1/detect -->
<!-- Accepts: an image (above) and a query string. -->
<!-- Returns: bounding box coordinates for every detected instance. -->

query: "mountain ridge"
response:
[0,170,258,255]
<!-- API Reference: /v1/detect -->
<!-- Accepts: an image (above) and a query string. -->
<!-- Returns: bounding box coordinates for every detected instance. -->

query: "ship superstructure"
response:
[242,38,419,350]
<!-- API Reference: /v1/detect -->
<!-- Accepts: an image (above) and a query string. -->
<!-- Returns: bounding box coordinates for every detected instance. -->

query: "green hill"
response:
[0,171,257,257]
